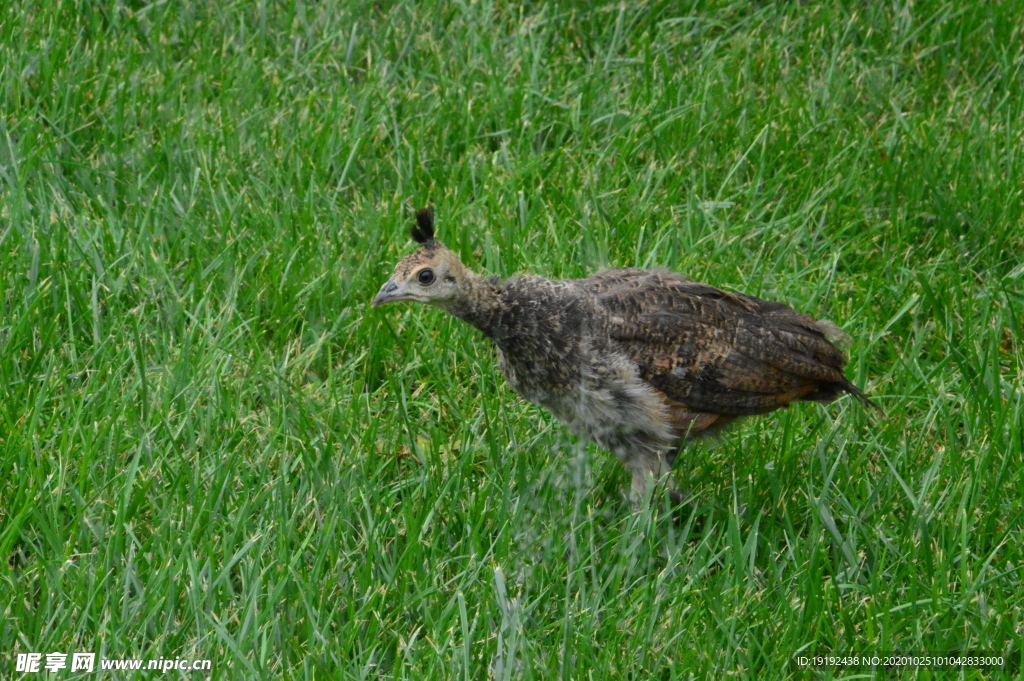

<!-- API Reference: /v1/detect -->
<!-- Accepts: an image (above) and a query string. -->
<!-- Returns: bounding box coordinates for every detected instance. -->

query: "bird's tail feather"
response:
[840,379,885,416]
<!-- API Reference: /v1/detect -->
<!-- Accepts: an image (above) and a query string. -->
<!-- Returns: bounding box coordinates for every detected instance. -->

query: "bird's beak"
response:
[371,279,400,307]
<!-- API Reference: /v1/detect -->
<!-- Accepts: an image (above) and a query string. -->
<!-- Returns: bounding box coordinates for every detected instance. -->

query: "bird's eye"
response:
[417,269,435,285]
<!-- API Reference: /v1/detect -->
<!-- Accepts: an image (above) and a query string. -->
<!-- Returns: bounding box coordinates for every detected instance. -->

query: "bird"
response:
[373,208,881,506]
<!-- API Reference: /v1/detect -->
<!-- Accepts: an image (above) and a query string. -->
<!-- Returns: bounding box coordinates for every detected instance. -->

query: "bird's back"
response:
[571,268,874,430]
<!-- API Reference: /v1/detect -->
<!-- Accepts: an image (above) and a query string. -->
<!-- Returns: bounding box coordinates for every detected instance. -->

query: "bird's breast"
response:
[494,342,578,406]
[496,340,675,451]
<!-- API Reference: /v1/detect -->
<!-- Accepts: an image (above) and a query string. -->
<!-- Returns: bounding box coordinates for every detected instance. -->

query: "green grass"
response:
[1,0,1022,678]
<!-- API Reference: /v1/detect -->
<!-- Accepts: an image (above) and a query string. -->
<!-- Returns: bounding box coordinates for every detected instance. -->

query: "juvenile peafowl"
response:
[373,209,881,506]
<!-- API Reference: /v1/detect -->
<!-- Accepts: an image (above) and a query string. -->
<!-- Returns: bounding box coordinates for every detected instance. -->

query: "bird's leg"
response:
[621,448,680,509]
[663,446,686,505]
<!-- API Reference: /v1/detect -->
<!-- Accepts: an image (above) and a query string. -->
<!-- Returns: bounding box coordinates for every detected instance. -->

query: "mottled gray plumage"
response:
[373,209,880,505]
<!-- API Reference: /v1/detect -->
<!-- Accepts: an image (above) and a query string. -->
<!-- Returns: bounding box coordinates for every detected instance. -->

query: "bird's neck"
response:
[439,269,507,338]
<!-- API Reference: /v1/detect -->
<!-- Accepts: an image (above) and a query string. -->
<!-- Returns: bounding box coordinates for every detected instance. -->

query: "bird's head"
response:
[372,208,468,309]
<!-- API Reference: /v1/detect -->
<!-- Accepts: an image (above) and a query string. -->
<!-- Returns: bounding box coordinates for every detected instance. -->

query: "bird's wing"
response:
[581,268,853,417]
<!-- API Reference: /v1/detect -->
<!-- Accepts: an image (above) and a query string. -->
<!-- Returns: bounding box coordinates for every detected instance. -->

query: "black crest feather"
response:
[411,207,435,244]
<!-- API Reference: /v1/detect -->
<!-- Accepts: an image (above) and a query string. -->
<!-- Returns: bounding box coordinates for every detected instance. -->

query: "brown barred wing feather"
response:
[584,269,873,418]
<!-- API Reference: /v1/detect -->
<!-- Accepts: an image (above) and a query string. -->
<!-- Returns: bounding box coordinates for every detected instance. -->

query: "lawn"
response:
[1,0,1022,678]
